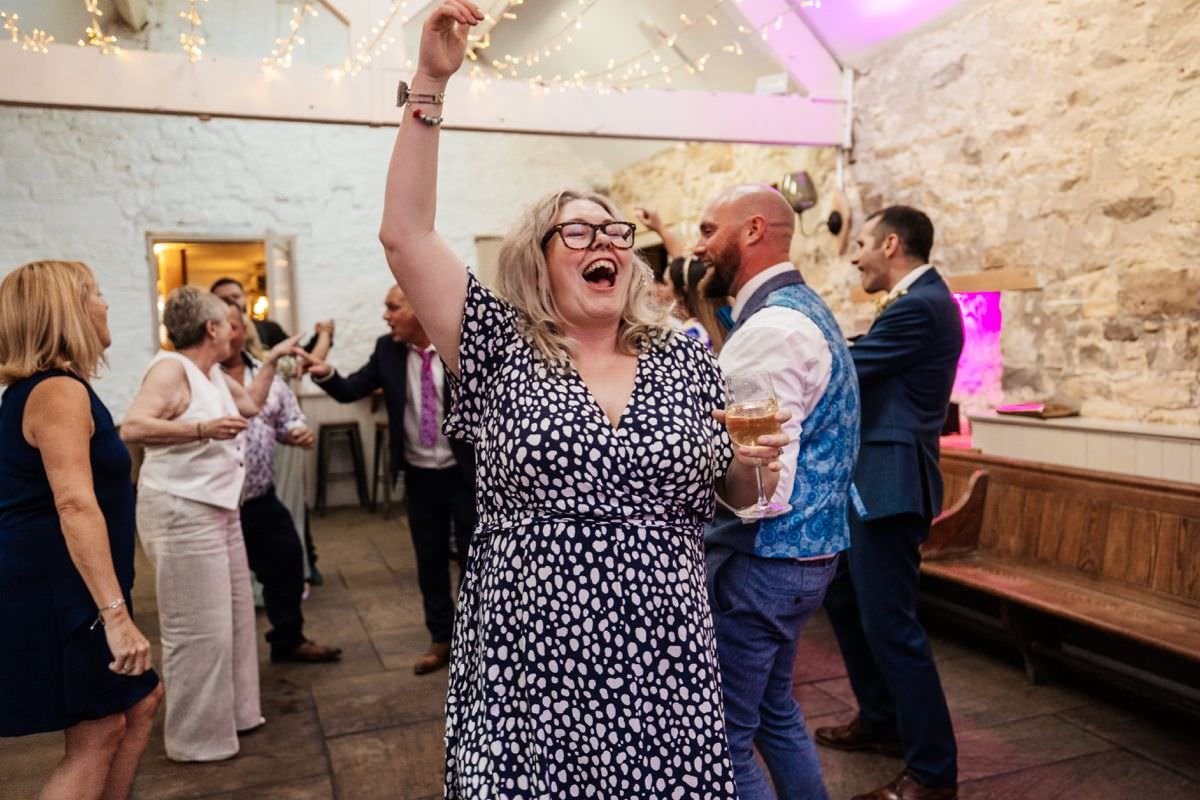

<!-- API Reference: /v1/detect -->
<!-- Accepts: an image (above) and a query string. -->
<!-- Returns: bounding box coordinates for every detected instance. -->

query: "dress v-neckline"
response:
[571,351,644,433]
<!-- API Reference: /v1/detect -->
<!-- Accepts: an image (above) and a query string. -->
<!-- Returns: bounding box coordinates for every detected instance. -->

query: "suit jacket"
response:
[315,335,476,486]
[851,269,962,521]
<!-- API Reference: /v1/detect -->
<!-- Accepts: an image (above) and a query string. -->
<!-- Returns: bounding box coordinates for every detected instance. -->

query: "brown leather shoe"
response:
[413,642,451,675]
[271,639,343,663]
[852,769,957,800]
[814,716,904,757]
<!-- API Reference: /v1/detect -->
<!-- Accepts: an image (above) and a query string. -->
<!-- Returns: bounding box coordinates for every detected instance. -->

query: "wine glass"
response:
[724,371,790,520]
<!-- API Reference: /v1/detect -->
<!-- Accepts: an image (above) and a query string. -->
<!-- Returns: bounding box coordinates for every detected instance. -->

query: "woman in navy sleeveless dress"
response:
[0,260,161,799]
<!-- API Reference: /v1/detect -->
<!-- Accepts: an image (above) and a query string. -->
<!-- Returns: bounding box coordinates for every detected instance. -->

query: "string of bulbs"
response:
[2,0,824,95]
[179,0,206,63]
[0,10,54,53]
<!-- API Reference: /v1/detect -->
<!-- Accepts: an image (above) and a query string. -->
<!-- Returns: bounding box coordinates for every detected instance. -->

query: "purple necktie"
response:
[419,349,437,448]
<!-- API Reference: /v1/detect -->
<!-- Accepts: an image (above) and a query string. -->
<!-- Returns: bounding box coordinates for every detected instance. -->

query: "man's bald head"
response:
[709,183,796,245]
[694,183,797,298]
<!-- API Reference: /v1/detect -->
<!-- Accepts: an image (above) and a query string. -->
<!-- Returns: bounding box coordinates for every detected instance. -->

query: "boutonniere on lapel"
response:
[874,288,908,317]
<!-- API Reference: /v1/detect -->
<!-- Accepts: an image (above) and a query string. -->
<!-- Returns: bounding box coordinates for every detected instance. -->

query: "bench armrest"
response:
[923,469,989,560]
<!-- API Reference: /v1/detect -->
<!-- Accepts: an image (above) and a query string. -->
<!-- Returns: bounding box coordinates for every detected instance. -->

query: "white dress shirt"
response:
[719,262,833,512]
[403,344,456,470]
[885,263,933,303]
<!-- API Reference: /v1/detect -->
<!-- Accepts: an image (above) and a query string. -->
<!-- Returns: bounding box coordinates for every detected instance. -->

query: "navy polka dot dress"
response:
[443,274,738,799]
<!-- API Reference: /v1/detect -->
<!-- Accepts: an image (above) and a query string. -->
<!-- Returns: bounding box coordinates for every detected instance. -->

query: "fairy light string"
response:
[179,0,207,62]
[78,0,119,55]
[263,1,318,69]
[0,10,55,53]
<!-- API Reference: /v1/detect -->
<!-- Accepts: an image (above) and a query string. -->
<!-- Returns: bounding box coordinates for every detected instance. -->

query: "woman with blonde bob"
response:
[370,3,791,796]
[0,260,163,800]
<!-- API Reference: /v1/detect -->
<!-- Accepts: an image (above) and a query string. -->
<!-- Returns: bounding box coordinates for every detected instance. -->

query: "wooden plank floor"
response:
[2,507,1198,799]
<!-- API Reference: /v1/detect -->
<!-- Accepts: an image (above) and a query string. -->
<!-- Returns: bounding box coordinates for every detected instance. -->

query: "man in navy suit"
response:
[817,206,963,800]
[304,285,476,676]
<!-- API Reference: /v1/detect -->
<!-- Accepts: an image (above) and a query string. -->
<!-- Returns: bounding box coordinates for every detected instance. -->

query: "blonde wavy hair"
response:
[494,189,672,368]
[0,260,106,386]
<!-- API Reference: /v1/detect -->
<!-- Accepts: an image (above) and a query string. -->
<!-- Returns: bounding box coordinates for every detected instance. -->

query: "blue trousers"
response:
[823,512,957,787]
[708,547,838,800]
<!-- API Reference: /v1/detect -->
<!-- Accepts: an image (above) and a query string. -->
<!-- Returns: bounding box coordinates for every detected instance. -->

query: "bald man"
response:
[699,185,861,800]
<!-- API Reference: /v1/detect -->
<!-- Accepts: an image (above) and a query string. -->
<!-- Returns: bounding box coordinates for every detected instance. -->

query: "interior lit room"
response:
[0,1,1196,798]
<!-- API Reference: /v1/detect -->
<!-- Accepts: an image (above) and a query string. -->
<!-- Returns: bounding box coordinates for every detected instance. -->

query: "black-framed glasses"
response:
[540,221,636,251]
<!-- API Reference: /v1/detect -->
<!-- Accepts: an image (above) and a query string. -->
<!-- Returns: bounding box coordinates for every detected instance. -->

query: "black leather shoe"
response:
[814,716,904,757]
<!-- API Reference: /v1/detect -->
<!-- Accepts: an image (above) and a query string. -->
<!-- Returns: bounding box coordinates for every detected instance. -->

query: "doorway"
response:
[146,234,297,349]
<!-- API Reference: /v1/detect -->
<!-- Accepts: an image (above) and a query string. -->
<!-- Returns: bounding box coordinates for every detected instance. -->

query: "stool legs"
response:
[315,423,369,516]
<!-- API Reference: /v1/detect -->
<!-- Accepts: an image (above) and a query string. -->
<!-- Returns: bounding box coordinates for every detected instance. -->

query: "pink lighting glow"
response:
[796,0,965,60]
[952,291,1003,415]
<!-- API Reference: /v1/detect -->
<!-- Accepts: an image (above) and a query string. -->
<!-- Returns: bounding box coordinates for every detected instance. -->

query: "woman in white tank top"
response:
[121,288,298,762]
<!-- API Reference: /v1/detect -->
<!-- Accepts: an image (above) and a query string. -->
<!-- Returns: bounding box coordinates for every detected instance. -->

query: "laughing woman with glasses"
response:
[376,3,790,797]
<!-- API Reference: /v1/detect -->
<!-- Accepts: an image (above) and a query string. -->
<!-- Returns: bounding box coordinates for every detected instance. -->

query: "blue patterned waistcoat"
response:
[705,270,861,558]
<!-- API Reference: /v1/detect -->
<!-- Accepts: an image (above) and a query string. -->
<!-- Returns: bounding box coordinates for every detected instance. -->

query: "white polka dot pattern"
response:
[442,274,738,798]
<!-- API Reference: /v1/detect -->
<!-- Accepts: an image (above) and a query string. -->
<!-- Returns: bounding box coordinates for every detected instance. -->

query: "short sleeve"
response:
[693,343,735,482]
[443,272,518,443]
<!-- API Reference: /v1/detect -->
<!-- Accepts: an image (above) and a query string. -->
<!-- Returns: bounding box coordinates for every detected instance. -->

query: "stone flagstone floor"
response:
[2,507,1198,799]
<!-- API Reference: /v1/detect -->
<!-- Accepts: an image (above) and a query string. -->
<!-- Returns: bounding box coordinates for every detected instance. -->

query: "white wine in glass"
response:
[724,371,790,520]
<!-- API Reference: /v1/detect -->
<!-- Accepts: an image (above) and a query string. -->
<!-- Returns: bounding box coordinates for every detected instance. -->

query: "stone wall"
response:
[851,0,1200,425]
[0,107,609,415]
[609,142,849,309]
[613,0,1199,426]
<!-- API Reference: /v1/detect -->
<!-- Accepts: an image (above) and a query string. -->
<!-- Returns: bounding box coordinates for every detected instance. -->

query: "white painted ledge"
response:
[969,413,1200,485]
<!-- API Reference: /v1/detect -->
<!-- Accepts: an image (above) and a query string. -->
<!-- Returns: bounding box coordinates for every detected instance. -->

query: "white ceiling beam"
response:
[732,0,842,101]
[0,44,843,145]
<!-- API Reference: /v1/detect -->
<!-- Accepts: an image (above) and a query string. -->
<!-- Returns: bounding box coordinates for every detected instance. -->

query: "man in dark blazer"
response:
[817,206,963,800]
[305,284,476,676]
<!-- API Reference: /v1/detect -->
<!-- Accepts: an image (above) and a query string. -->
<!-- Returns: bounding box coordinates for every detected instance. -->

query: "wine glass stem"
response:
[754,464,769,509]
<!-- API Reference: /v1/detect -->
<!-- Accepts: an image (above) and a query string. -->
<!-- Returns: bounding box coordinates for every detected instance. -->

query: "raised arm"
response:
[25,378,152,676]
[378,0,484,376]
[121,359,247,445]
[232,334,301,413]
[635,207,688,261]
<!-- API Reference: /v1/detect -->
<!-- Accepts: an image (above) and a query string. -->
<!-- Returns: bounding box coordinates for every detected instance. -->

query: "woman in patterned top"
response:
[379,3,791,796]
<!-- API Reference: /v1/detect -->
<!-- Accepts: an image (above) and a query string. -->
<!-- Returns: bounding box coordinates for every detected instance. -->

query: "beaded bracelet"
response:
[412,106,444,127]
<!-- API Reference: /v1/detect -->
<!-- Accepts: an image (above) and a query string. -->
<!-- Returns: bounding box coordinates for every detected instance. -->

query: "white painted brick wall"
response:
[0,106,611,417]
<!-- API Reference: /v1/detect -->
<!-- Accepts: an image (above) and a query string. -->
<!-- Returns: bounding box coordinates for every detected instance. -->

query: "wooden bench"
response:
[920,450,1200,712]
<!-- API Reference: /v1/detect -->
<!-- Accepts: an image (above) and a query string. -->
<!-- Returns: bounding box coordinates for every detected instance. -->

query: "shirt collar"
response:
[886,263,933,301]
[731,262,795,322]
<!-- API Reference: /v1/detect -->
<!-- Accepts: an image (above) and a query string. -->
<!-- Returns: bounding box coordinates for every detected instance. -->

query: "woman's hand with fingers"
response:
[265,334,303,365]
[104,611,153,676]
[418,1,485,82]
[289,349,331,379]
[713,408,792,471]
[199,416,248,441]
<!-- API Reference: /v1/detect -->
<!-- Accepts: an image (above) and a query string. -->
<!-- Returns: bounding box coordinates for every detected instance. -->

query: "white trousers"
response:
[136,486,262,761]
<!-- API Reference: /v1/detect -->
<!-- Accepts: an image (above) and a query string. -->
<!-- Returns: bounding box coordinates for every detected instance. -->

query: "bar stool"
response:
[371,420,393,519]
[315,421,369,516]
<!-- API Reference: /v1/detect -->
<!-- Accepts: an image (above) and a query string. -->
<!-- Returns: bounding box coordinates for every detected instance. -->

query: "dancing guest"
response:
[121,290,294,762]
[211,277,332,585]
[698,185,861,800]
[377,3,788,796]
[302,285,476,675]
[636,205,726,350]
[818,206,962,800]
[0,260,163,800]
[218,308,341,664]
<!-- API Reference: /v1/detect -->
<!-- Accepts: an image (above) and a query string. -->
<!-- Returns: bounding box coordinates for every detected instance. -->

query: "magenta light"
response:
[952,291,1002,410]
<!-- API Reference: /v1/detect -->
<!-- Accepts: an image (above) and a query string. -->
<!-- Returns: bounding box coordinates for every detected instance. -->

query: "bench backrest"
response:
[939,450,1200,607]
